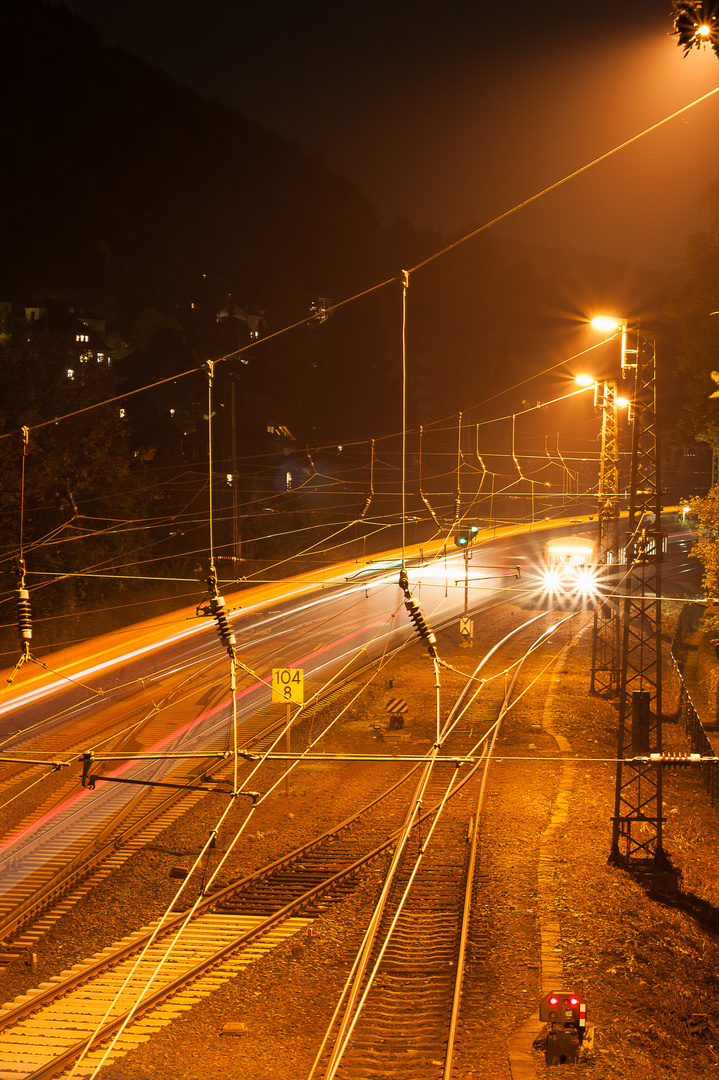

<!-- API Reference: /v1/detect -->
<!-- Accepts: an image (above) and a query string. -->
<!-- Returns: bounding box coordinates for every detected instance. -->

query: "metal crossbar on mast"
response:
[610,329,665,866]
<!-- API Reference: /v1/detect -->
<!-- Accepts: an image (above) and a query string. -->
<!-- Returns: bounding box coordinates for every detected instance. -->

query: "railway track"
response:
[0,605,580,1078]
[0,672,352,958]
[0,760,449,1078]
[311,610,576,1079]
[318,787,475,1079]
[0,578,532,968]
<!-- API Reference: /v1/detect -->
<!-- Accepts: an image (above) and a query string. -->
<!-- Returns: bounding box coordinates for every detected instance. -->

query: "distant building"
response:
[17,301,114,385]
[215,298,265,342]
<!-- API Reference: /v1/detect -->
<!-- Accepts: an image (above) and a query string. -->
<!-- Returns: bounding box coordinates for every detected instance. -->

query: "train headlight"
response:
[542,569,561,589]
[576,567,598,593]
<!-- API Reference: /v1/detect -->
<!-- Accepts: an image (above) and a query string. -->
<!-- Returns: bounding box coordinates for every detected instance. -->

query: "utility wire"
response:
[1,86,715,447]
[407,84,719,275]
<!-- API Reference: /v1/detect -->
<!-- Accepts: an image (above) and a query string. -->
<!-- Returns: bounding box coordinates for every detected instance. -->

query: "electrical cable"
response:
[2,80,703,889]
[1,84,713,456]
[406,85,719,276]
[0,363,604,624]
[69,587,416,1077]
[315,608,583,1077]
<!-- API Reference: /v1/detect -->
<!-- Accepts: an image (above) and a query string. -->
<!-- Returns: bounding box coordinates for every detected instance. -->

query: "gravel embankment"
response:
[3,603,719,1079]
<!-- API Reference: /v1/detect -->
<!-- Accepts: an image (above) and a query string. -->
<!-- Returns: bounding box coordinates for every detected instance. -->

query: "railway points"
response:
[0,520,711,1078]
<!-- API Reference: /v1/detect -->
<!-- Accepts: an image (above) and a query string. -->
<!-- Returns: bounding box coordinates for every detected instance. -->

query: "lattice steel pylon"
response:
[610,330,666,867]
[590,381,621,695]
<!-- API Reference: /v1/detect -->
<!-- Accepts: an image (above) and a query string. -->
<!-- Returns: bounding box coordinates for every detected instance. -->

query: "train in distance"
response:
[541,534,599,594]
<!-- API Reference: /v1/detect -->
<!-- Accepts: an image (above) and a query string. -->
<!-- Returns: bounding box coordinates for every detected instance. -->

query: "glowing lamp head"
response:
[590,315,626,333]
[575,374,595,387]
[617,396,630,409]
[674,6,717,53]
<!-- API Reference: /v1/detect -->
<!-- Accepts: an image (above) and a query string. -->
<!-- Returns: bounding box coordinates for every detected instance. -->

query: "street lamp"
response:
[589,315,638,375]
[574,371,626,406]
[673,2,719,57]
[575,373,630,412]
[576,358,626,698]
[589,316,623,332]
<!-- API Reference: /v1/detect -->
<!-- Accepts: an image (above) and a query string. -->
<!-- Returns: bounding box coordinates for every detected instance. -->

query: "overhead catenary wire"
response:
[406,83,719,276]
[0,352,615,620]
[0,74,706,959]
[69,593,411,1078]
[314,608,583,1077]
[0,83,714,452]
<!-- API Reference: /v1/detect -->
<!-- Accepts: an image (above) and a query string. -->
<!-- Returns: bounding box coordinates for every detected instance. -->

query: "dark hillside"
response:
[0,2,685,440]
[0,1,694,664]
[0,1,382,317]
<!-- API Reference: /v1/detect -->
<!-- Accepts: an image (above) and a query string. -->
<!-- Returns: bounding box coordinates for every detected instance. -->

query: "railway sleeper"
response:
[350,1033,451,1049]
[361,999,452,1018]
[359,1007,452,1023]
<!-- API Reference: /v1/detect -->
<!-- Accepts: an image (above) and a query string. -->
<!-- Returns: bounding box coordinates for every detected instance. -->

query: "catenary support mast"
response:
[610,328,665,866]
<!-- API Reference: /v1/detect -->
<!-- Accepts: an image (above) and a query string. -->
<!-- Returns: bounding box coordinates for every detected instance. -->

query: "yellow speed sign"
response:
[272,667,304,705]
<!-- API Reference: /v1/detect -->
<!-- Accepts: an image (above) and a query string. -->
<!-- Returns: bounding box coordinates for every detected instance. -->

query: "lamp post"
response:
[576,371,628,695]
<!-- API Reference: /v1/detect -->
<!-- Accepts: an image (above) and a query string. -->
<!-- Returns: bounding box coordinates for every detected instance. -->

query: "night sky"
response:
[58,2,719,269]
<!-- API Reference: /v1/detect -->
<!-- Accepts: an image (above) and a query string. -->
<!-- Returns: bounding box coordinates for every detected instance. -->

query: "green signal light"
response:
[454,522,479,548]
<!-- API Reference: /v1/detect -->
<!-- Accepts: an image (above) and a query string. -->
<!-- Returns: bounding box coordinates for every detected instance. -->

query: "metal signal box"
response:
[539,990,582,1026]
[539,990,587,1066]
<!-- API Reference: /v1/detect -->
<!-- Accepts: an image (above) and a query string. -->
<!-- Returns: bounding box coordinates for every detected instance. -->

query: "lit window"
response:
[226,473,233,485]
[67,368,74,379]
[119,408,126,418]
[170,408,176,417]
[97,352,104,362]
[286,471,292,491]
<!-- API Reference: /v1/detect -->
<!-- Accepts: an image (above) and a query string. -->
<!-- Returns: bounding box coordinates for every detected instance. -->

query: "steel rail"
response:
[0,590,502,945]
[442,615,560,1077]
[0,714,275,942]
[0,600,577,1080]
[0,581,550,1073]
[316,609,579,1078]
[1,757,494,1079]
[0,671,363,943]
[0,759,424,1033]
